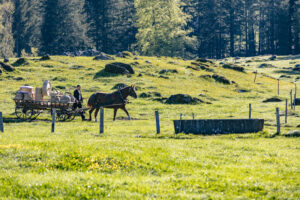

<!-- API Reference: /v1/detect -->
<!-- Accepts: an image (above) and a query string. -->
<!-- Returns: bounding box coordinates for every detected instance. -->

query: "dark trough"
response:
[174,119,264,135]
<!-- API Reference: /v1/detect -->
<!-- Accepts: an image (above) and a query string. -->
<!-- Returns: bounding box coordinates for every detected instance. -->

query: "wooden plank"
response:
[0,112,3,133]
[100,107,104,134]
[155,111,160,134]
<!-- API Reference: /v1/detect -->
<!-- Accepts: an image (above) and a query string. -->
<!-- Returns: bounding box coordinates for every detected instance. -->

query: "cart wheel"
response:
[67,113,76,121]
[56,112,68,122]
[31,110,42,120]
[15,107,34,121]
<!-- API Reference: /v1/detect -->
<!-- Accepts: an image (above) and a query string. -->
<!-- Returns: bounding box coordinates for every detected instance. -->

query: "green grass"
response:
[0,55,299,199]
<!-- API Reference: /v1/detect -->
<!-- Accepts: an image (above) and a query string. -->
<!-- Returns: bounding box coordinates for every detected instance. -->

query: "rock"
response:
[293,65,300,71]
[105,62,134,75]
[13,58,28,66]
[199,75,212,79]
[219,62,224,65]
[297,124,300,128]
[55,86,66,90]
[222,64,245,72]
[116,52,124,58]
[263,97,282,103]
[145,61,151,64]
[165,94,203,104]
[138,73,143,77]
[0,61,15,72]
[212,74,231,84]
[295,98,300,105]
[196,58,213,63]
[93,52,114,60]
[159,75,169,79]
[284,130,300,137]
[63,49,100,57]
[237,89,250,93]
[134,57,138,60]
[269,55,276,60]
[14,77,24,81]
[70,65,84,70]
[234,56,240,60]
[259,63,276,68]
[159,69,178,74]
[40,55,51,61]
[122,51,133,57]
[139,93,151,98]
[3,58,9,63]
[187,66,200,71]
[0,68,2,74]
[191,62,214,72]
[280,75,291,78]
[111,83,128,90]
[52,77,67,82]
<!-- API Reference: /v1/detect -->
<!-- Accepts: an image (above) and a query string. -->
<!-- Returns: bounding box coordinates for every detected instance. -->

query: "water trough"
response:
[174,119,264,135]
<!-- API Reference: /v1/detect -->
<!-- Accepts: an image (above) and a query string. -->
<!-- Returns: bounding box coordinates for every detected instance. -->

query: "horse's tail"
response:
[87,93,96,108]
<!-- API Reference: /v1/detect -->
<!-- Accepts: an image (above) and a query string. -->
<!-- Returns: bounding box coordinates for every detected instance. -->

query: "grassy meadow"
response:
[0,54,299,199]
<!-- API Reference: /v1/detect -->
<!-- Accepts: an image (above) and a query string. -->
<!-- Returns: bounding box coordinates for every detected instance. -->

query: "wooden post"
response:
[249,104,252,119]
[295,83,297,98]
[0,112,3,133]
[179,114,183,133]
[277,79,280,96]
[100,107,104,134]
[290,90,293,109]
[155,111,160,134]
[294,93,296,110]
[285,99,288,124]
[254,70,257,83]
[192,113,195,120]
[51,109,56,133]
[180,114,182,120]
[276,107,280,134]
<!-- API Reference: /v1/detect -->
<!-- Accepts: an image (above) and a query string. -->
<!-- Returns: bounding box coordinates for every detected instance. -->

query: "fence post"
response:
[285,99,288,124]
[0,112,3,133]
[254,70,257,83]
[276,107,280,134]
[100,107,104,134]
[294,93,296,110]
[179,114,183,133]
[192,113,195,120]
[249,104,252,119]
[155,111,160,134]
[51,109,56,133]
[290,90,293,109]
[277,79,280,96]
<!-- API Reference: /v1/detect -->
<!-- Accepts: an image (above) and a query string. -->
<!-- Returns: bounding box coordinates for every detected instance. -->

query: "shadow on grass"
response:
[3,117,51,123]
[93,69,121,79]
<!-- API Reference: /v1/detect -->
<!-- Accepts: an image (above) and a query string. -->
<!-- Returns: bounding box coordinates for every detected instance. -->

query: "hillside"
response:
[0,55,299,199]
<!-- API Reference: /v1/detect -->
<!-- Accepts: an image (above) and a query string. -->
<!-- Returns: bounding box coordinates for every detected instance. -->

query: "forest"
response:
[0,0,299,59]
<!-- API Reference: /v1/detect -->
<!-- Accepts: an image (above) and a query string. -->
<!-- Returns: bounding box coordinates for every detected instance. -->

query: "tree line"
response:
[0,0,299,59]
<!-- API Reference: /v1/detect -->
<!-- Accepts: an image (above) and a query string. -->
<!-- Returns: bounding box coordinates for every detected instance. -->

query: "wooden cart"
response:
[14,99,85,121]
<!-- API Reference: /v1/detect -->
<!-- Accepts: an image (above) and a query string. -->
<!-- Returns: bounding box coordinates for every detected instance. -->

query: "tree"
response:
[134,0,196,57]
[40,0,91,55]
[0,0,14,58]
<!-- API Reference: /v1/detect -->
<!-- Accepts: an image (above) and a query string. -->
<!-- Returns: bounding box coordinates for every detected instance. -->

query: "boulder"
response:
[13,58,28,66]
[105,62,134,75]
[40,55,51,61]
[94,52,114,60]
[280,75,291,78]
[196,58,212,63]
[259,63,276,68]
[212,74,231,84]
[0,61,15,72]
[3,58,9,63]
[159,69,178,74]
[139,93,151,98]
[159,75,169,79]
[145,60,152,64]
[111,83,128,90]
[269,55,277,61]
[284,130,300,137]
[222,64,245,72]
[263,97,282,103]
[165,94,203,104]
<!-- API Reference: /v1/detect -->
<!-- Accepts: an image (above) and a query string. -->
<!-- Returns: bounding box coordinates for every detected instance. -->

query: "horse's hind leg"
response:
[94,108,100,122]
[89,107,95,121]
[121,107,131,120]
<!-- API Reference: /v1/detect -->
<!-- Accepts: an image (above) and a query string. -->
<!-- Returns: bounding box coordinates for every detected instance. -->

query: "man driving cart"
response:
[73,85,86,121]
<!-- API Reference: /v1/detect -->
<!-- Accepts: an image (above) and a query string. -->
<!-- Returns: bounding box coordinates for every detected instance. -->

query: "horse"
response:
[87,85,137,122]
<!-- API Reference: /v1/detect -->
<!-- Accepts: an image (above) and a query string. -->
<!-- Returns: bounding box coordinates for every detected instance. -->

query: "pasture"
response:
[0,55,299,199]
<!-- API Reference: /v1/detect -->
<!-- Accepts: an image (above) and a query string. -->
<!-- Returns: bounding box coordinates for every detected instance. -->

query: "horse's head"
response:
[129,85,137,99]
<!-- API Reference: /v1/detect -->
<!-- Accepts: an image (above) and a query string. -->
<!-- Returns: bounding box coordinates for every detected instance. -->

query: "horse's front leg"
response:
[94,108,100,122]
[89,108,95,121]
[121,107,131,120]
[113,108,118,121]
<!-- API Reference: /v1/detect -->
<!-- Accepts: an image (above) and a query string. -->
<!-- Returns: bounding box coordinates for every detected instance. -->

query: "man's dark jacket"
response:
[74,90,83,102]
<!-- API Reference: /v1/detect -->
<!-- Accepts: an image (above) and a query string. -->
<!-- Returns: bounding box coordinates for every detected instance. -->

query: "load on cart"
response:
[13,81,85,121]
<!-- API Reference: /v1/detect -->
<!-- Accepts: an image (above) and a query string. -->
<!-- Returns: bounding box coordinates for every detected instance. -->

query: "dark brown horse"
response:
[87,86,137,122]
